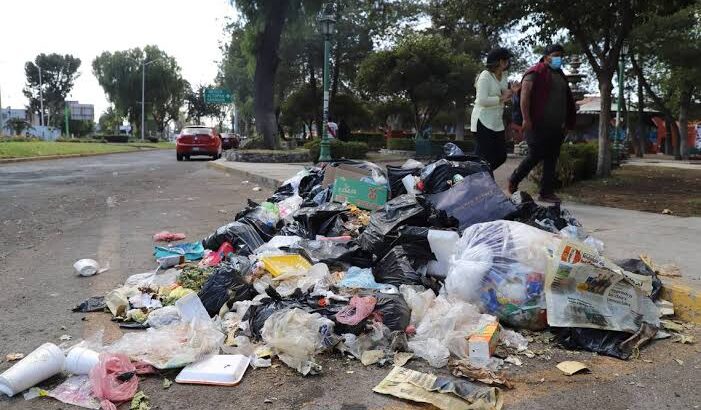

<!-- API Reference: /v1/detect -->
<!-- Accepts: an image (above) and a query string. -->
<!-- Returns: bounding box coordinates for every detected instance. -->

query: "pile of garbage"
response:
[2,143,681,410]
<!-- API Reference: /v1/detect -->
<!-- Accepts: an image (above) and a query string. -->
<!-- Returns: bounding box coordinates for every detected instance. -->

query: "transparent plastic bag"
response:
[338,266,383,289]
[146,306,181,328]
[407,338,449,368]
[445,220,559,329]
[261,308,335,375]
[399,285,436,325]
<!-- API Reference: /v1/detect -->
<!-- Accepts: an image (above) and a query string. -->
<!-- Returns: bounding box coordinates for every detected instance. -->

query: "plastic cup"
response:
[64,347,100,375]
[0,343,65,397]
[73,259,100,277]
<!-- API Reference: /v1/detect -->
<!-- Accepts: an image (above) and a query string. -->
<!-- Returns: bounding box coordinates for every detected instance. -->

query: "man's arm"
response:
[520,78,534,132]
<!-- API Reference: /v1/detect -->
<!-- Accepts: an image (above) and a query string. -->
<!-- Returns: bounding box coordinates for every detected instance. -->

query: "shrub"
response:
[387,138,416,151]
[529,142,598,187]
[0,135,40,142]
[349,132,386,150]
[103,135,129,143]
[304,139,369,160]
[240,137,269,150]
[55,137,105,143]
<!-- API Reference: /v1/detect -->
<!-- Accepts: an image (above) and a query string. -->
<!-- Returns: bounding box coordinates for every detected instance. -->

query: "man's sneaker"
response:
[538,193,562,203]
[508,180,519,195]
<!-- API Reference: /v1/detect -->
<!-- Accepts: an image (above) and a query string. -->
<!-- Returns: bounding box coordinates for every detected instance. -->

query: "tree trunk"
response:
[678,86,692,161]
[597,77,613,177]
[455,97,466,141]
[664,117,673,155]
[307,54,322,139]
[636,74,645,158]
[253,1,289,149]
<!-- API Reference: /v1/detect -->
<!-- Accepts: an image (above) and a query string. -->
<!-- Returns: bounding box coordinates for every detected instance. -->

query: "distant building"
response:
[66,101,95,121]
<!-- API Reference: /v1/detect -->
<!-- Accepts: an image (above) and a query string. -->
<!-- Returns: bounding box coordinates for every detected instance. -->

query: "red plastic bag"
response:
[90,353,139,407]
[199,242,234,267]
[336,296,377,325]
[153,231,187,242]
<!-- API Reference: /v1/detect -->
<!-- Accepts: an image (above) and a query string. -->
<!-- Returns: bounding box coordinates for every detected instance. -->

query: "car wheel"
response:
[176,153,183,161]
[185,155,190,160]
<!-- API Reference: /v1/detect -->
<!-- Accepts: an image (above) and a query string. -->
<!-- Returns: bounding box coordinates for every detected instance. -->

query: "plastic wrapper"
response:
[277,195,304,219]
[444,220,557,329]
[338,266,385,290]
[373,293,411,332]
[197,256,256,316]
[201,221,265,255]
[427,172,517,230]
[499,328,528,351]
[146,306,180,328]
[386,165,421,199]
[408,338,449,368]
[357,195,429,255]
[261,308,335,375]
[153,242,204,261]
[277,221,314,239]
[399,285,437,326]
[442,142,465,159]
[336,296,377,325]
[286,239,361,266]
[616,258,663,301]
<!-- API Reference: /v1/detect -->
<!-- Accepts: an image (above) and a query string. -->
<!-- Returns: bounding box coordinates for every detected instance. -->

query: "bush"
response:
[304,139,369,160]
[0,135,40,142]
[387,138,416,151]
[529,142,598,187]
[55,137,105,143]
[349,132,386,150]
[103,135,129,143]
[240,137,269,150]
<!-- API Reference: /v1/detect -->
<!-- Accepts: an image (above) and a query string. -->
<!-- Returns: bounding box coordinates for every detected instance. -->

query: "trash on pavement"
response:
[130,391,150,410]
[260,254,312,278]
[335,295,376,325]
[0,343,65,397]
[556,360,590,376]
[468,321,501,365]
[24,375,101,409]
[451,359,514,389]
[152,231,186,243]
[328,164,388,210]
[373,366,503,410]
[175,354,250,386]
[5,353,25,362]
[65,347,100,375]
[154,242,205,262]
[73,259,108,277]
[73,296,107,313]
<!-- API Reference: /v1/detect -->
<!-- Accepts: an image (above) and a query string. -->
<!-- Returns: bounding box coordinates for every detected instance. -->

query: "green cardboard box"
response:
[331,173,388,210]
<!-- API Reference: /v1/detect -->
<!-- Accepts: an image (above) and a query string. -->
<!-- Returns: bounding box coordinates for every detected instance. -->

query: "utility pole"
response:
[141,61,145,141]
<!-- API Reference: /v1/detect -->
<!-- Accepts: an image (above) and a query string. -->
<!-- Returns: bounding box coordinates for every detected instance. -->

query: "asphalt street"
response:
[0,150,699,410]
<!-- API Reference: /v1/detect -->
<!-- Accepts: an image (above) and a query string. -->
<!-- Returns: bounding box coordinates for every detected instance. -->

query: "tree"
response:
[219,23,256,135]
[5,118,31,136]
[23,53,81,127]
[508,0,693,176]
[92,46,186,136]
[98,107,123,134]
[185,85,224,124]
[358,33,479,136]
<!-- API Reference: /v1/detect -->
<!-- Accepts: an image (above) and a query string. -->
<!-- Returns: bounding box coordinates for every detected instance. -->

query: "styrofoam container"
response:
[175,355,250,386]
[0,343,65,397]
[73,259,100,276]
[64,347,100,375]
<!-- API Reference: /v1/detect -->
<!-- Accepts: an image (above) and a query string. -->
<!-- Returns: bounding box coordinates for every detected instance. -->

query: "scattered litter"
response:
[152,231,187,242]
[252,187,262,191]
[5,353,24,362]
[393,352,413,367]
[360,350,385,366]
[175,355,250,386]
[162,379,172,389]
[673,334,695,344]
[504,355,522,366]
[0,343,64,397]
[556,361,590,376]
[468,321,500,364]
[661,208,673,215]
[451,359,514,389]
[72,296,107,313]
[73,259,109,277]
[674,358,684,366]
[130,391,150,410]
[59,334,72,342]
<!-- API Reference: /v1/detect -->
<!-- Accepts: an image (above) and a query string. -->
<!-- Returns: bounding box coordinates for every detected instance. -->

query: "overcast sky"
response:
[0,0,237,118]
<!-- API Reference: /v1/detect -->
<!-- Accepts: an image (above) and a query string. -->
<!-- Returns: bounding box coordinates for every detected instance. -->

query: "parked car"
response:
[176,126,222,161]
[220,133,240,150]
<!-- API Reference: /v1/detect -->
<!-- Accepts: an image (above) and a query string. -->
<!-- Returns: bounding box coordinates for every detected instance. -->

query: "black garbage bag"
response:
[357,195,429,255]
[277,220,315,239]
[298,168,325,198]
[427,171,517,230]
[373,244,440,292]
[554,322,658,360]
[244,287,305,339]
[386,165,421,199]
[509,191,577,233]
[443,142,465,158]
[198,256,256,316]
[421,159,492,194]
[373,293,411,332]
[286,239,361,266]
[616,258,663,301]
[201,221,265,254]
[268,183,295,203]
[300,184,332,208]
[292,203,350,237]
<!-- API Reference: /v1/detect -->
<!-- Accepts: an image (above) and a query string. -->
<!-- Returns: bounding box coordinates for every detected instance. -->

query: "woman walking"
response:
[470,47,515,171]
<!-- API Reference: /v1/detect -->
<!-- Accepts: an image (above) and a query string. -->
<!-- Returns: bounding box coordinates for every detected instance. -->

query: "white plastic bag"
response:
[399,285,436,326]
[146,306,181,328]
[407,338,449,368]
[445,221,559,329]
[261,308,334,375]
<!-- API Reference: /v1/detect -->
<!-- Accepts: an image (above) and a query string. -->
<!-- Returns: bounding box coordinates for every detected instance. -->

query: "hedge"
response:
[529,142,598,187]
[387,138,416,151]
[349,132,386,150]
[304,139,369,160]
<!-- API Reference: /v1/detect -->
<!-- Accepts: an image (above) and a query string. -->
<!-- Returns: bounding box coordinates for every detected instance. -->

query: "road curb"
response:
[207,160,282,190]
[0,147,173,164]
[660,279,701,324]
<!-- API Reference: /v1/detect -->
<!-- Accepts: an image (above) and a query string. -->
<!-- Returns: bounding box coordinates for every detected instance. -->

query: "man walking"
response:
[509,44,576,203]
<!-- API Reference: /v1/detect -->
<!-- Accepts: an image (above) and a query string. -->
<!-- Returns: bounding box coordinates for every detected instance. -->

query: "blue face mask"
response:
[549,56,563,70]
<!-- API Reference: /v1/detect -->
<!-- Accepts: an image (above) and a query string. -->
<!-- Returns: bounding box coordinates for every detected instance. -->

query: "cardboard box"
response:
[326,165,387,210]
[468,321,500,363]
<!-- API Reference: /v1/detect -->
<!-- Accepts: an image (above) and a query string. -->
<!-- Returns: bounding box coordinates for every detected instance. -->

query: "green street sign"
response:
[204,88,232,104]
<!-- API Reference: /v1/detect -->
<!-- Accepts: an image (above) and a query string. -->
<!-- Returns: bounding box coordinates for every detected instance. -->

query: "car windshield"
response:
[182,127,211,136]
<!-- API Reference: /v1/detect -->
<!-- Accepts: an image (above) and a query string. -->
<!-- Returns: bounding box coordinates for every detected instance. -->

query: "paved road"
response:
[0,151,699,410]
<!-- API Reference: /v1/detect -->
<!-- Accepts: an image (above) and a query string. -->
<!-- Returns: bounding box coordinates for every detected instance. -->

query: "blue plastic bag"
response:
[154,241,205,261]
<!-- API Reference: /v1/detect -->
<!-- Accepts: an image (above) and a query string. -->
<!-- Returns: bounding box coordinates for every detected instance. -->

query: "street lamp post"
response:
[614,44,628,166]
[38,66,45,127]
[317,6,336,163]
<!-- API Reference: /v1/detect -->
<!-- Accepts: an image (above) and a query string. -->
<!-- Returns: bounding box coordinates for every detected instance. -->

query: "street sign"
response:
[204,88,232,104]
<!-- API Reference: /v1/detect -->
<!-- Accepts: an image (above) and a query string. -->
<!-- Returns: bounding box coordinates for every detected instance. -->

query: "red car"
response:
[176,126,222,161]
[220,133,240,150]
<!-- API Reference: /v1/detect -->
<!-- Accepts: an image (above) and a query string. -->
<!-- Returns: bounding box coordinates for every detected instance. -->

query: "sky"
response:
[0,0,238,118]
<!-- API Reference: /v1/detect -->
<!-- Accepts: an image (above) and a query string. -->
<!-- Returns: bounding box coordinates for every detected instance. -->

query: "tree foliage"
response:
[185,85,225,125]
[23,53,81,127]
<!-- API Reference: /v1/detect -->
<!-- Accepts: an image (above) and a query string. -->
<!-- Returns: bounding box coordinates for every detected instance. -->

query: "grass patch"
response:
[0,141,173,159]
[560,165,701,217]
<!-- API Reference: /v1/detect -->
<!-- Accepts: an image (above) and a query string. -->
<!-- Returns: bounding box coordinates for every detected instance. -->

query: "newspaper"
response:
[545,241,659,333]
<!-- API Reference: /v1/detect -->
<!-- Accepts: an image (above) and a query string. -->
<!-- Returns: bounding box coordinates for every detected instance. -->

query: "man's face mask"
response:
[549,56,563,70]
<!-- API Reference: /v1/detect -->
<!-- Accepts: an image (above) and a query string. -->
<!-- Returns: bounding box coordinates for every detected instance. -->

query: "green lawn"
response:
[0,141,173,159]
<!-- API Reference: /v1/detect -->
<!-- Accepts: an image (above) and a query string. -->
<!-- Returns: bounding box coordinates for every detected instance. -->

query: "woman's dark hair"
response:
[486,47,511,71]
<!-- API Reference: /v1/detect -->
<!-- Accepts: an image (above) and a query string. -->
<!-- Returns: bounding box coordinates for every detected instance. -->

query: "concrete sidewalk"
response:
[209,158,701,322]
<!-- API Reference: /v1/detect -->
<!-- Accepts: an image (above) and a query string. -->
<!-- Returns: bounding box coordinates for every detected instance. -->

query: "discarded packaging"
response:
[556,360,589,376]
[451,359,514,389]
[153,231,186,242]
[73,259,105,277]
[175,355,250,386]
[468,321,500,364]
[0,343,65,397]
[65,347,100,375]
[260,254,312,278]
